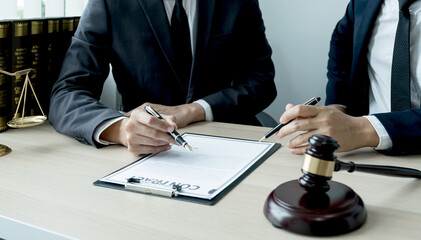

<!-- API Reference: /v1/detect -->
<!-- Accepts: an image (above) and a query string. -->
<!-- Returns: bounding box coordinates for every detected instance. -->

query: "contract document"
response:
[94,133,280,205]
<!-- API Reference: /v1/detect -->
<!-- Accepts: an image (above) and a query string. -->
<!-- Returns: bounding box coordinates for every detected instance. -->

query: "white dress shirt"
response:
[94,0,213,145]
[365,0,421,150]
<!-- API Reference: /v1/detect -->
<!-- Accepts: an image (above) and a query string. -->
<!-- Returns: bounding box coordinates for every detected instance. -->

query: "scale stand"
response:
[0,68,47,157]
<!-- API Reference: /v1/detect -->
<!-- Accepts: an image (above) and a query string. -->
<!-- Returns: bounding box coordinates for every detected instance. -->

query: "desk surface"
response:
[0,122,420,240]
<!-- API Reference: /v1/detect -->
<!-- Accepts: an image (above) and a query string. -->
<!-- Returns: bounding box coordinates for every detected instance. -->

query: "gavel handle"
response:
[335,160,421,178]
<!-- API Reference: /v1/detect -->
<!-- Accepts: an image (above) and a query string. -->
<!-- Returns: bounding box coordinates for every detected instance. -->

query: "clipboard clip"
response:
[125,177,181,197]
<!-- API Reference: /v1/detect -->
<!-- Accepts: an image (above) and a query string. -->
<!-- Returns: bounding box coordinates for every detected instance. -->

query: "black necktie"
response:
[171,0,192,89]
[391,0,414,111]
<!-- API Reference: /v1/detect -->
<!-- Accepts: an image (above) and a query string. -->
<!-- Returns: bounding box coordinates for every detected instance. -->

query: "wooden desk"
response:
[0,122,420,240]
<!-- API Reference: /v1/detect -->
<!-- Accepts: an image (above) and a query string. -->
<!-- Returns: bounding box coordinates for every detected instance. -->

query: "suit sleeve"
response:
[49,0,123,147]
[374,111,421,155]
[325,1,355,107]
[201,0,276,125]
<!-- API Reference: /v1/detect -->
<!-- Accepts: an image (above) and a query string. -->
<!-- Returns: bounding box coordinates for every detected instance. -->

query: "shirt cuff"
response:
[194,99,213,121]
[94,116,127,145]
[363,115,392,150]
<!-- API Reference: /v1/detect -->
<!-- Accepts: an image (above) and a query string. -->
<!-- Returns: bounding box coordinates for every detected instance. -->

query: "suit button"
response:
[75,136,89,145]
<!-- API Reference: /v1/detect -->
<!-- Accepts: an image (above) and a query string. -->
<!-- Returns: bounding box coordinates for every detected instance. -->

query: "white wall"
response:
[0,0,18,19]
[23,0,42,18]
[260,0,349,121]
[65,0,87,16]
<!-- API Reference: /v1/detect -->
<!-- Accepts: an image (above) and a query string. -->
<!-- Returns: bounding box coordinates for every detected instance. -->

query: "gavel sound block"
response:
[264,135,367,236]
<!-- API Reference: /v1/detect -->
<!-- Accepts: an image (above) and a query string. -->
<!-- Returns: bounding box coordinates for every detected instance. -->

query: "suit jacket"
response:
[326,0,421,155]
[49,0,276,147]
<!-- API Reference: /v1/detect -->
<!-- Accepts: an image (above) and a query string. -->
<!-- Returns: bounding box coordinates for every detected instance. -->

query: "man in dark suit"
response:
[276,0,421,155]
[49,0,276,155]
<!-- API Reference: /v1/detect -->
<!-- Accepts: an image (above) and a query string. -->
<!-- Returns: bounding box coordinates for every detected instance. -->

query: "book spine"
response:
[29,19,46,116]
[0,21,12,132]
[11,20,30,119]
[45,18,61,113]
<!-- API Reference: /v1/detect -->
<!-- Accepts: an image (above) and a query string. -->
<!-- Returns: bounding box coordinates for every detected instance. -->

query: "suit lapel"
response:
[352,0,383,110]
[137,0,178,77]
[187,0,215,101]
[353,0,384,62]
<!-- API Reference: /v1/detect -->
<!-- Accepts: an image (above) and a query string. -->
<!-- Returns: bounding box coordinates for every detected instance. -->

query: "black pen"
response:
[144,105,192,151]
[259,97,321,142]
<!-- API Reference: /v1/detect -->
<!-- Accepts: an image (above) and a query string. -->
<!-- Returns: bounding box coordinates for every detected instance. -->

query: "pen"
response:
[144,105,192,151]
[259,97,321,142]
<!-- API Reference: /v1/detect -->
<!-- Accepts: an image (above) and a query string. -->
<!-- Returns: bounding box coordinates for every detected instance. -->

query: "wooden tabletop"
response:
[0,121,420,240]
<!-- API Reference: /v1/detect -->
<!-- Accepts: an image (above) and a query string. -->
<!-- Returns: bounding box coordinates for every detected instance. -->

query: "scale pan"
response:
[7,115,47,128]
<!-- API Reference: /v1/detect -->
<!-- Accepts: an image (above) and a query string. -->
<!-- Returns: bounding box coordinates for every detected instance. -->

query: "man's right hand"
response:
[276,104,379,154]
[100,107,178,155]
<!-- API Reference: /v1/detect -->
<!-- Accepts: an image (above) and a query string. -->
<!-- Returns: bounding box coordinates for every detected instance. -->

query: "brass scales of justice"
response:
[0,68,47,157]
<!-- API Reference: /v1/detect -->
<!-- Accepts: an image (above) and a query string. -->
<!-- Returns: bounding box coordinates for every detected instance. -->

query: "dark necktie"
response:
[171,0,192,89]
[391,0,414,111]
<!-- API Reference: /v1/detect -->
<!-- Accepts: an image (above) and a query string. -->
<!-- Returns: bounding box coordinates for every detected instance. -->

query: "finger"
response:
[160,114,178,129]
[276,118,316,139]
[290,145,308,155]
[136,124,177,144]
[125,116,176,145]
[126,131,174,146]
[280,105,320,124]
[287,130,316,149]
[278,104,295,123]
[134,109,178,133]
[285,103,295,111]
[128,143,172,155]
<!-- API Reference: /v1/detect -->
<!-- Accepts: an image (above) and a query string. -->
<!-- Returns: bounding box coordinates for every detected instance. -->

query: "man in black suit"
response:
[49,0,276,155]
[276,0,421,155]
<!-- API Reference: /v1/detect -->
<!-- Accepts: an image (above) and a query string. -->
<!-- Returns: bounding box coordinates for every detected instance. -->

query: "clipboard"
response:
[94,133,280,205]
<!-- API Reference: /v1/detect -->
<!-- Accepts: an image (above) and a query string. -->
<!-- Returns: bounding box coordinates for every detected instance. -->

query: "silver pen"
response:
[144,105,192,151]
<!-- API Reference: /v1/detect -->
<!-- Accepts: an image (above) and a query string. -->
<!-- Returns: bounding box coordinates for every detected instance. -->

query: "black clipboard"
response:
[94,133,281,205]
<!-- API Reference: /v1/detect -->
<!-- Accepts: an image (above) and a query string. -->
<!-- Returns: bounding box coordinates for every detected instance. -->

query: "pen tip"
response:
[185,144,193,151]
[259,136,266,142]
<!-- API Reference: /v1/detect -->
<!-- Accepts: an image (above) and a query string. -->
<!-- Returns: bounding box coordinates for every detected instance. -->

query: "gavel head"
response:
[299,134,340,192]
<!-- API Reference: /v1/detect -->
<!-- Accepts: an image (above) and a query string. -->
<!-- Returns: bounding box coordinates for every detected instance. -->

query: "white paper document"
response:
[98,133,278,200]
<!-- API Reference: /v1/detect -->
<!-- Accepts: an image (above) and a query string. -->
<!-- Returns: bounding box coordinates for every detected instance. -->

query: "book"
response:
[29,19,46,116]
[0,21,12,132]
[74,16,81,31]
[45,18,61,114]
[11,20,30,119]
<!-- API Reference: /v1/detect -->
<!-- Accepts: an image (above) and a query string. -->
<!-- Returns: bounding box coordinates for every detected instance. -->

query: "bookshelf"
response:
[0,17,80,132]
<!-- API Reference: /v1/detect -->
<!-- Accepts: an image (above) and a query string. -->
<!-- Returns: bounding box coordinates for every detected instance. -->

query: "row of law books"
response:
[0,16,80,132]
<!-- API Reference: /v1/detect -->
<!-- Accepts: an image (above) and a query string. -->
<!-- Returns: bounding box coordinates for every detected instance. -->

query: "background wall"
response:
[259,0,349,121]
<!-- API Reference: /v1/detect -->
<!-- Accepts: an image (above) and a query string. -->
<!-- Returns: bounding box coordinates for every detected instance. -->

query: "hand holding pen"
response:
[145,105,192,151]
[259,97,321,142]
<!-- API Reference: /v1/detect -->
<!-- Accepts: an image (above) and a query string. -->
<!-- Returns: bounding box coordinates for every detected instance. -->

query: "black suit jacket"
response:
[326,0,421,155]
[49,0,276,147]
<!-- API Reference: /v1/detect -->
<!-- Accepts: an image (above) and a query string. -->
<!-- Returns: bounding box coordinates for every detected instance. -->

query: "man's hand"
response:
[276,104,379,154]
[131,102,206,128]
[100,102,206,155]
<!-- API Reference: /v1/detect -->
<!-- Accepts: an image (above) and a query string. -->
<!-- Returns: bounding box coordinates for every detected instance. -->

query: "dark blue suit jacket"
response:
[49,0,276,147]
[326,0,421,155]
